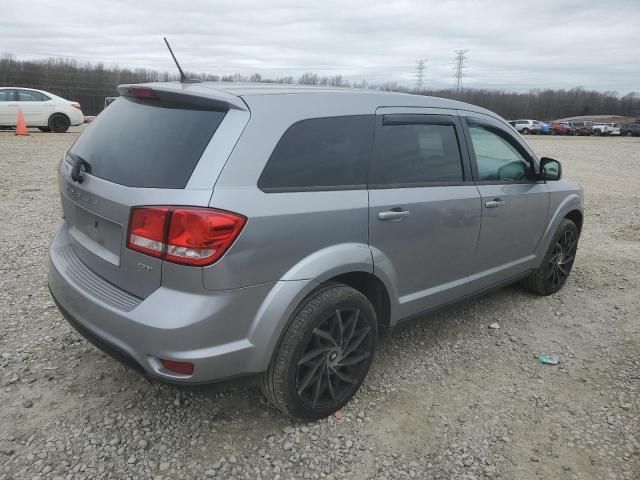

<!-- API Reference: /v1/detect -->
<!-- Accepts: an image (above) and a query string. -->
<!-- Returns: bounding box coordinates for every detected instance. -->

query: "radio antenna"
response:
[163,37,201,83]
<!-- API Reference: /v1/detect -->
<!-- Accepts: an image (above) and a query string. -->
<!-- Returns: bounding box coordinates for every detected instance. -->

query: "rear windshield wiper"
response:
[67,152,91,183]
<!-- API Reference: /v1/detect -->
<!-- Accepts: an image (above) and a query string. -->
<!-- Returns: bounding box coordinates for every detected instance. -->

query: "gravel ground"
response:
[0,129,639,480]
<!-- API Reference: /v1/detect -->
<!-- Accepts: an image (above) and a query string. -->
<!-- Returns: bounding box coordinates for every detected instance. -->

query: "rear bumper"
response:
[48,225,310,384]
[67,108,85,126]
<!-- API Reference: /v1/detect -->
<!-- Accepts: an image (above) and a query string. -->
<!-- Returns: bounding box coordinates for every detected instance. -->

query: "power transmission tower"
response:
[453,49,469,91]
[415,59,427,91]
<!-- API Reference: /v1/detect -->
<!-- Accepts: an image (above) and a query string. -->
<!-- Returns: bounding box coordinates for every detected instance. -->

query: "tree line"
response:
[1,54,639,120]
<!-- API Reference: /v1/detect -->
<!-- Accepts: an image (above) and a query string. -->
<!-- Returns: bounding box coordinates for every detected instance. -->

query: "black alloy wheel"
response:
[547,229,578,290]
[296,307,373,410]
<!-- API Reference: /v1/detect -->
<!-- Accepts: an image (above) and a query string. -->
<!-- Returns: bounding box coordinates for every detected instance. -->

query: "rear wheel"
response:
[48,113,70,133]
[626,131,634,137]
[262,284,377,419]
[521,219,579,295]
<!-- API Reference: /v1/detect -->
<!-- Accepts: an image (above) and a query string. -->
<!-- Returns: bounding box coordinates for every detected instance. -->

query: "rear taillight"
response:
[127,207,170,258]
[71,102,81,110]
[127,207,246,266]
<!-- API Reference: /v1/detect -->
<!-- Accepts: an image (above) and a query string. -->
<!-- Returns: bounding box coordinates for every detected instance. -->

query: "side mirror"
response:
[540,157,562,181]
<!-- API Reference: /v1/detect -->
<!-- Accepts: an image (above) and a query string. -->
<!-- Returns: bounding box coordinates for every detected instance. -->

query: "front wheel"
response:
[262,284,377,419]
[521,219,579,295]
[522,128,530,135]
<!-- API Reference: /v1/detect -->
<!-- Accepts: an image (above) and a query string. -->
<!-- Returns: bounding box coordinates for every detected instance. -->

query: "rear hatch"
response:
[58,84,247,298]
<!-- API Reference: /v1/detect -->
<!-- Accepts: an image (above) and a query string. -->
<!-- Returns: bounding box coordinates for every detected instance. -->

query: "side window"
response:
[0,90,15,101]
[370,121,464,186]
[17,90,45,101]
[258,115,373,191]
[468,125,532,182]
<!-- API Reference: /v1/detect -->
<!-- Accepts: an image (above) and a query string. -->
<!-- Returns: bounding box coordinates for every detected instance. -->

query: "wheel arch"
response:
[534,193,583,268]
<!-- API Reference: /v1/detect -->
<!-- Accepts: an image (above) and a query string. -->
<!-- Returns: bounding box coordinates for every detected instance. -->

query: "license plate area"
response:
[65,200,122,266]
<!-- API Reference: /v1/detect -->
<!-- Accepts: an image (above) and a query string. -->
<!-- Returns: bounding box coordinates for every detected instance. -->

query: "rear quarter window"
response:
[69,97,226,189]
[258,115,374,191]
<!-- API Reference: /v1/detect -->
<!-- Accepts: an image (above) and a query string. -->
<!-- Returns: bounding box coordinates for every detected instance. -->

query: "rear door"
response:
[59,88,247,298]
[460,114,549,291]
[368,109,481,320]
[16,89,53,125]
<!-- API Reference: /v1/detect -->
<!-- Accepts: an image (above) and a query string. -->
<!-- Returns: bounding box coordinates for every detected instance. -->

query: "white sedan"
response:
[0,87,85,133]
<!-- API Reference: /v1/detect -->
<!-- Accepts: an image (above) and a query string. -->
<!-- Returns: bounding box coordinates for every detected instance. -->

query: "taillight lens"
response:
[129,87,159,100]
[71,102,82,110]
[127,207,246,266]
[127,207,170,258]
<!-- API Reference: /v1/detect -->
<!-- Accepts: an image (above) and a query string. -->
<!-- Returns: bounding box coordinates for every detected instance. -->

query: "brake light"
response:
[129,87,159,100]
[71,102,81,110]
[127,207,246,266]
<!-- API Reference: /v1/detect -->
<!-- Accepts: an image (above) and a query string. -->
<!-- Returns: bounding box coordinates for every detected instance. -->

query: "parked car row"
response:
[509,118,640,136]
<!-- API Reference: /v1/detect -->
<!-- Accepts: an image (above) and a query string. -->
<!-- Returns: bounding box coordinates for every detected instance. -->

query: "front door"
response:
[461,115,549,291]
[368,110,481,321]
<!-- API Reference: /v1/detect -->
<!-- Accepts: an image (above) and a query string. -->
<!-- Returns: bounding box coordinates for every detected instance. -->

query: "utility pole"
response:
[415,59,427,91]
[453,49,469,91]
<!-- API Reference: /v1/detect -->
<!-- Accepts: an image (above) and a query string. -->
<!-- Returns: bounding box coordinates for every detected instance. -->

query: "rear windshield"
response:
[69,97,226,188]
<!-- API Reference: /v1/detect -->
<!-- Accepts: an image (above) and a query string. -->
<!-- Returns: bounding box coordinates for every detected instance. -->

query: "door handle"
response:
[485,199,506,208]
[378,209,410,221]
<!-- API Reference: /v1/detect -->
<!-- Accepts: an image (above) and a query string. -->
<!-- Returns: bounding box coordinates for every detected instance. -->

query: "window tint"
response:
[370,123,464,185]
[17,90,45,101]
[258,115,373,190]
[69,97,226,188]
[468,125,531,182]
[0,90,14,101]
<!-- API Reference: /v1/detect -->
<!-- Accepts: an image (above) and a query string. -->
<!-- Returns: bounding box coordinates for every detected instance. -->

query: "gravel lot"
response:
[1,129,639,480]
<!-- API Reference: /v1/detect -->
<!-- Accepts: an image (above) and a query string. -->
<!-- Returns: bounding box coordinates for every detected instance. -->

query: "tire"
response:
[38,127,51,133]
[626,131,634,137]
[48,114,70,133]
[262,283,377,419]
[521,219,579,296]
[522,128,530,135]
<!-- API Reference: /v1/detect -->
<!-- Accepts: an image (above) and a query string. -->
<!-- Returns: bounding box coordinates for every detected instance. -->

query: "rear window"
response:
[258,115,374,191]
[370,123,464,185]
[69,97,226,188]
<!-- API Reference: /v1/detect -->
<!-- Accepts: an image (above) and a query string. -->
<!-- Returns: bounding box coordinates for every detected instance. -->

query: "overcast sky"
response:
[2,0,639,93]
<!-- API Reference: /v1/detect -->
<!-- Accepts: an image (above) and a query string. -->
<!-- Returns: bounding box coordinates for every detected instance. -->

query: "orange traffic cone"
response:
[15,108,29,136]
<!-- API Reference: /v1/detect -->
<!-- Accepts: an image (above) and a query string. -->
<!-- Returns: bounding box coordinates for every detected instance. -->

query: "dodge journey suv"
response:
[49,83,583,419]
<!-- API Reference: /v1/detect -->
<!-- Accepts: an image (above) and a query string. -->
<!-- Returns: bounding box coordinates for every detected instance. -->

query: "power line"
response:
[453,49,469,91]
[415,59,427,91]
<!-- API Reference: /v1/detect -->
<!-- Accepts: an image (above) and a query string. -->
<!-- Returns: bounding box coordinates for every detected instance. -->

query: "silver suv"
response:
[48,83,583,419]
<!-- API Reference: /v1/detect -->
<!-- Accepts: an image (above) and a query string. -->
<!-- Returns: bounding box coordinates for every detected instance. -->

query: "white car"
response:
[0,87,85,133]
[593,122,621,136]
[512,119,541,135]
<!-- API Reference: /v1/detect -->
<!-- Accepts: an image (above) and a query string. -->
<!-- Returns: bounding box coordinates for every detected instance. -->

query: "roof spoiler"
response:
[117,84,247,111]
